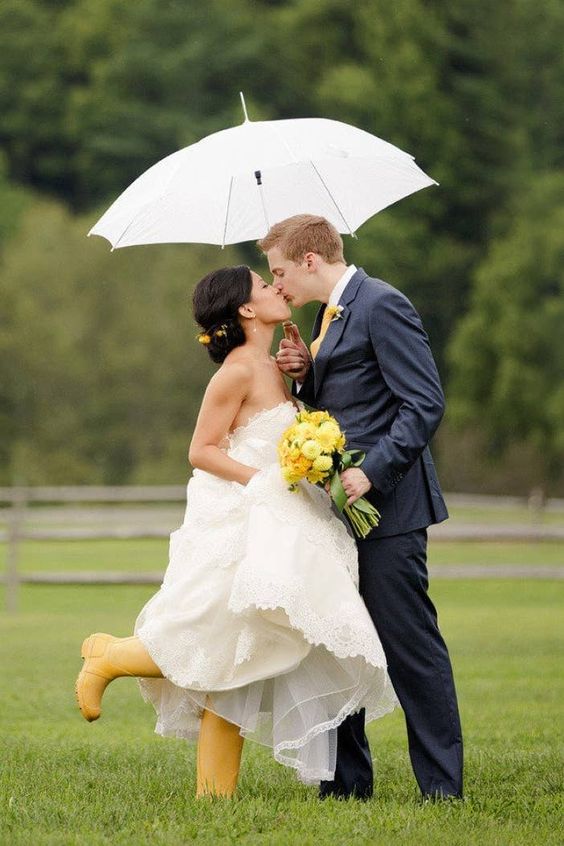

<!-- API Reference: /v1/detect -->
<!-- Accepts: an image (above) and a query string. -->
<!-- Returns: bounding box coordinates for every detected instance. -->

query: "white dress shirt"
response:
[295,264,357,391]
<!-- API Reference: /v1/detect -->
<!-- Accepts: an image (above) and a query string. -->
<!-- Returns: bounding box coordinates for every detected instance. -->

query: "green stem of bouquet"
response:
[343,500,380,540]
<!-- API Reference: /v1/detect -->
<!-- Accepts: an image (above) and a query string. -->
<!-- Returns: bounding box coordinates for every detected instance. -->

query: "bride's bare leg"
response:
[76,634,162,722]
[196,706,244,798]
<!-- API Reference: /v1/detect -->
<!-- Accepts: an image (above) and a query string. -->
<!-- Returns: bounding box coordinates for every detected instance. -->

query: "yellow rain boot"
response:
[76,633,162,722]
[196,707,244,798]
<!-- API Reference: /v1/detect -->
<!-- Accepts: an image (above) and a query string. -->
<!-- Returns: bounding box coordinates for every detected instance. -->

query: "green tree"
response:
[431,0,564,239]
[0,155,31,250]
[59,0,257,206]
[447,172,564,485]
[0,0,72,193]
[253,0,478,361]
[0,196,245,484]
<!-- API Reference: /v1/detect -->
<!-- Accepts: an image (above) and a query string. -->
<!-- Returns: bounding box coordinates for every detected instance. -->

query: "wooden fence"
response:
[0,486,186,613]
[2,485,563,613]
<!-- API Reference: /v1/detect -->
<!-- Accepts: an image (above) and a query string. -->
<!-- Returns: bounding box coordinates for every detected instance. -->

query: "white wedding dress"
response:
[135,401,398,783]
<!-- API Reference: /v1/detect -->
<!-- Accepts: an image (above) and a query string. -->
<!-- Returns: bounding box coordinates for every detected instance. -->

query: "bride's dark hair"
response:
[192,265,253,364]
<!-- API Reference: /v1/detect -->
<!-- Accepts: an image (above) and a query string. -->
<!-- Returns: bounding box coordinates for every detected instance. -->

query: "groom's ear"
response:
[304,251,319,272]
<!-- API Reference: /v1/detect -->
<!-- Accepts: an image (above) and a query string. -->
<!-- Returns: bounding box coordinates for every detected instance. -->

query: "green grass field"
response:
[1,578,563,845]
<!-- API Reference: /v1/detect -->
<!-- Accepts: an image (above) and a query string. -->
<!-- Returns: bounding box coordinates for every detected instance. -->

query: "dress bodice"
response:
[183,401,299,529]
[227,401,300,469]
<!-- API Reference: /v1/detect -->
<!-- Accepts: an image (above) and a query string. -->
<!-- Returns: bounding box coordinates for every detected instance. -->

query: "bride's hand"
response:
[275,326,311,381]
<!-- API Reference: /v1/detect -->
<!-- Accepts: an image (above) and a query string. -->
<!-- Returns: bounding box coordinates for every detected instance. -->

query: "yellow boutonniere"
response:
[326,305,344,322]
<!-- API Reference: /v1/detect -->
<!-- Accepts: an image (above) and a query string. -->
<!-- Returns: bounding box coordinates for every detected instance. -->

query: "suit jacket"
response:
[295,268,448,538]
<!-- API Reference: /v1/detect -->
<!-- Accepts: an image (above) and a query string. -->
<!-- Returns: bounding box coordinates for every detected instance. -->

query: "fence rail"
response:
[2,485,563,612]
[0,485,186,503]
[18,566,564,585]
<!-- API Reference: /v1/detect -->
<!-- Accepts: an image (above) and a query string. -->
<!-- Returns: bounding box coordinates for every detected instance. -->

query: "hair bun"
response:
[201,318,245,363]
[192,266,253,364]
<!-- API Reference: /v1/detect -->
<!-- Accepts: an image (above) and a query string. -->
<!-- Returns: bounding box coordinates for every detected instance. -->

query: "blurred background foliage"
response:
[0,0,563,492]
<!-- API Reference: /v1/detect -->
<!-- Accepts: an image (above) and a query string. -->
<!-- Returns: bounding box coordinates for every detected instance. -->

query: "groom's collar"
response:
[328,264,357,306]
[339,267,369,306]
[312,267,368,328]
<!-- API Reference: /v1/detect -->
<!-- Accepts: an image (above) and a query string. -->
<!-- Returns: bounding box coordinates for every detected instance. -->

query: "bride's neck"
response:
[243,323,275,359]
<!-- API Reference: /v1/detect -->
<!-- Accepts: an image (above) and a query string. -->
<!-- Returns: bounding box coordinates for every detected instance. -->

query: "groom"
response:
[258,214,463,801]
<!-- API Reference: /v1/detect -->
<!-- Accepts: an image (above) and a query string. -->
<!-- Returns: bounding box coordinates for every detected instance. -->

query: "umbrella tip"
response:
[239,91,250,123]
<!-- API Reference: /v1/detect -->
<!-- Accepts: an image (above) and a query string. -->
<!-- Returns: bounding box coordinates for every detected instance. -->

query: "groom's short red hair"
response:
[258,215,345,264]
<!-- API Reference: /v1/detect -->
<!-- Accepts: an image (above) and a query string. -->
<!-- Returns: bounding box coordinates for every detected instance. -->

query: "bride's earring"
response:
[242,306,257,333]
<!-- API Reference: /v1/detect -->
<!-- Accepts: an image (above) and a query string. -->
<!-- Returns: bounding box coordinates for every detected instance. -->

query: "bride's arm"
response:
[188,361,258,485]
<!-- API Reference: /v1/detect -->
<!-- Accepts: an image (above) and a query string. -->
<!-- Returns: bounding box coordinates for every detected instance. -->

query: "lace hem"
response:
[138,664,398,784]
[229,574,386,668]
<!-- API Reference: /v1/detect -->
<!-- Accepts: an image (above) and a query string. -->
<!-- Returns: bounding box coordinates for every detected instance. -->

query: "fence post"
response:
[5,486,26,614]
[527,486,546,536]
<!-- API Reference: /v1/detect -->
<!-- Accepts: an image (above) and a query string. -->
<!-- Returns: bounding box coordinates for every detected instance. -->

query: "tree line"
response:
[1,0,563,492]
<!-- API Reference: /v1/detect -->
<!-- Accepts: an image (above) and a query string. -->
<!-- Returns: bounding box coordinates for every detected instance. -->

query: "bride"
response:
[75,264,397,797]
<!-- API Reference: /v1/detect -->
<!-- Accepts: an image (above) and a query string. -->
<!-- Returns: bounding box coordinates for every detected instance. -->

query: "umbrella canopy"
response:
[89,99,437,249]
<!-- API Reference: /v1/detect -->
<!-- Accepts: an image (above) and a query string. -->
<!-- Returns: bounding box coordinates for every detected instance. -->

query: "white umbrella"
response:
[89,94,437,249]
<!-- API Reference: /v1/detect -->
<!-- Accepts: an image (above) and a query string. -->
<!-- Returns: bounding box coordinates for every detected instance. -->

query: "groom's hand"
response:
[340,468,372,505]
[275,326,311,381]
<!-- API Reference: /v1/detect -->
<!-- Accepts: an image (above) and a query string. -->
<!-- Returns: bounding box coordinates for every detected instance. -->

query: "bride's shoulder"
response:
[209,356,253,394]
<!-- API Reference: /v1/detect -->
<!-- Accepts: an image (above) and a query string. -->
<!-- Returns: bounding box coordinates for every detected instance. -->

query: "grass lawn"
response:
[428,541,564,567]
[1,580,562,845]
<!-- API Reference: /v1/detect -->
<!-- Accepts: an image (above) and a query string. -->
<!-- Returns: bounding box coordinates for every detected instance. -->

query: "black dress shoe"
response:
[319,784,373,801]
[421,792,464,803]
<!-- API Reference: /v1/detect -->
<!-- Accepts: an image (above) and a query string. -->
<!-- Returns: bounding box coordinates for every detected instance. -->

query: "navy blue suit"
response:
[295,268,463,799]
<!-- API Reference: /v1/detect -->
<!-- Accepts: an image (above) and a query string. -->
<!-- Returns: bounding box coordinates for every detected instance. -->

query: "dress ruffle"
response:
[135,402,398,783]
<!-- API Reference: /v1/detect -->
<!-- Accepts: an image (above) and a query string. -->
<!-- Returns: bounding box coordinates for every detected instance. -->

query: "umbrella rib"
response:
[110,151,189,249]
[308,161,355,236]
[110,199,159,251]
[222,177,234,249]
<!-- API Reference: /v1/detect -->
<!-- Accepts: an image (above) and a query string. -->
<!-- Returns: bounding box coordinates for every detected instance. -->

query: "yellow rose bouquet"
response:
[278,409,380,539]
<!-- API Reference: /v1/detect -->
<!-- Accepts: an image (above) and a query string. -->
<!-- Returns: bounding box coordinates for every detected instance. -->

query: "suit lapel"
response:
[312,268,368,398]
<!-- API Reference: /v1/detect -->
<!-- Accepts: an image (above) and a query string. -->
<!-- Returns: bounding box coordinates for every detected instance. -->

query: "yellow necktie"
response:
[310,307,336,359]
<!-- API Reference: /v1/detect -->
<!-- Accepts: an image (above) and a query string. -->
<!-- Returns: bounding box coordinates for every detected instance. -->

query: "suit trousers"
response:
[320,528,463,799]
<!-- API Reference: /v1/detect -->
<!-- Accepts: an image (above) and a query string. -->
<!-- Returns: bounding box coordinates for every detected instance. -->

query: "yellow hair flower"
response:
[198,333,211,345]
